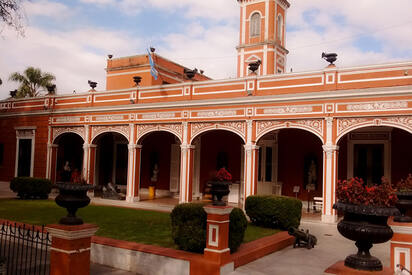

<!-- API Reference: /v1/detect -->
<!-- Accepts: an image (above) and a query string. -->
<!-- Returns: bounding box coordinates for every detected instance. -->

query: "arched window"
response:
[250,12,261,37]
[277,14,283,41]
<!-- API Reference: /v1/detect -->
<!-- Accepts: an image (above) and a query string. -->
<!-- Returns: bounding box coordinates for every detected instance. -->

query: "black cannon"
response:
[288,227,317,249]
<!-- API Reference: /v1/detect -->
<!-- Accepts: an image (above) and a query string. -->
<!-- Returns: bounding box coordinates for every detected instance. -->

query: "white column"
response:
[46,126,52,179]
[82,125,90,179]
[322,117,339,223]
[243,120,259,207]
[126,144,138,202]
[179,122,195,203]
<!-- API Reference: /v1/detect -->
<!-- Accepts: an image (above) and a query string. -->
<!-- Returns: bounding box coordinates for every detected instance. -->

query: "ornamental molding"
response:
[190,121,246,142]
[140,112,177,120]
[91,125,130,143]
[51,116,83,124]
[337,116,412,141]
[256,119,324,142]
[191,109,241,118]
[346,101,408,112]
[52,127,85,143]
[136,123,183,143]
[92,114,126,122]
[16,129,36,138]
[260,105,313,115]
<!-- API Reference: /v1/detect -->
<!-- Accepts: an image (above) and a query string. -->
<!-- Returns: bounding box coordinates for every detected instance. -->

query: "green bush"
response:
[245,195,302,230]
[10,177,52,199]
[170,203,247,253]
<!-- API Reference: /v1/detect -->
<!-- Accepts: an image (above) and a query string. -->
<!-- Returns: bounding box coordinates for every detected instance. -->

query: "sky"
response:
[1,0,412,99]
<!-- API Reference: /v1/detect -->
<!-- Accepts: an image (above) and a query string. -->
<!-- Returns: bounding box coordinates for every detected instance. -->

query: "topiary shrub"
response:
[229,207,248,252]
[170,203,207,253]
[170,203,247,253]
[10,177,52,199]
[245,195,302,230]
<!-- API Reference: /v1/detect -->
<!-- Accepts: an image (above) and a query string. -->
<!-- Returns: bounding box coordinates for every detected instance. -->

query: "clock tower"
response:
[236,0,290,77]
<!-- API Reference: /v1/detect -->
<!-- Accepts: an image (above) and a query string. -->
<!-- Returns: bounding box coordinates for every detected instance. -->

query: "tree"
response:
[0,0,24,34]
[9,67,56,97]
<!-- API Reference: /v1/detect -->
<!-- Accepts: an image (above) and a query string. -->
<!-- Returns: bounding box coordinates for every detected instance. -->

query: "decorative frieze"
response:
[346,101,408,111]
[262,105,313,115]
[91,125,130,142]
[191,121,246,141]
[192,109,239,118]
[92,115,126,122]
[52,127,85,142]
[337,118,369,136]
[140,112,176,120]
[52,116,82,124]
[136,123,183,142]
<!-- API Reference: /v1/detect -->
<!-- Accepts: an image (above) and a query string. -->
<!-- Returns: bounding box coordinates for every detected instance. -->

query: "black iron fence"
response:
[0,221,51,275]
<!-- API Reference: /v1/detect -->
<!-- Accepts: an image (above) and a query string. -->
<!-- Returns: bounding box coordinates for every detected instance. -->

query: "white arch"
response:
[53,129,85,144]
[336,119,412,143]
[137,129,182,145]
[190,127,246,144]
[256,125,324,144]
[91,130,129,144]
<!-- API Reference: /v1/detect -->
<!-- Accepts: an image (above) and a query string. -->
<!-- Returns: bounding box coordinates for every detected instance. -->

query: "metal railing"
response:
[0,221,51,275]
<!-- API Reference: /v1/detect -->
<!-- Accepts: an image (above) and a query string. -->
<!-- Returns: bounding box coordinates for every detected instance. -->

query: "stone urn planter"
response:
[55,183,94,225]
[208,181,230,206]
[394,191,412,222]
[333,202,399,271]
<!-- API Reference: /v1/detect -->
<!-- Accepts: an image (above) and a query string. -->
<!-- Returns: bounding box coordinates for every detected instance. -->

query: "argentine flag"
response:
[147,48,159,80]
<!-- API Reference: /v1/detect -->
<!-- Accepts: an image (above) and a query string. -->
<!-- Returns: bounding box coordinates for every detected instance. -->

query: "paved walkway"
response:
[0,182,392,274]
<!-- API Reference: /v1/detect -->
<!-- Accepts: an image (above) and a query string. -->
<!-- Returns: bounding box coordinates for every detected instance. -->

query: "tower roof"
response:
[237,0,290,8]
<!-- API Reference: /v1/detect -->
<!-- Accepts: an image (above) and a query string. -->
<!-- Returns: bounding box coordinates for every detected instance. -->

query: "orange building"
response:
[1,0,412,223]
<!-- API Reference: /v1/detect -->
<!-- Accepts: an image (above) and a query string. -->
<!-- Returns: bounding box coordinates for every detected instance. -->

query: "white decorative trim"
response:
[139,87,184,100]
[394,247,410,273]
[52,116,83,124]
[136,123,183,144]
[343,101,409,112]
[204,206,233,215]
[190,109,243,119]
[193,81,246,95]
[50,247,91,255]
[46,226,98,240]
[258,74,324,90]
[91,125,130,143]
[15,128,36,177]
[256,104,319,115]
[208,224,219,247]
[256,119,324,143]
[52,127,85,143]
[204,248,230,254]
[338,66,412,84]
[92,114,126,122]
[140,112,178,120]
[190,121,246,143]
[326,73,335,84]
[391,226,412,235]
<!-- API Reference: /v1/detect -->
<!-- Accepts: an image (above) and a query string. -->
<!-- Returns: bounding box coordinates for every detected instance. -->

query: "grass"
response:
[0,199,280,249]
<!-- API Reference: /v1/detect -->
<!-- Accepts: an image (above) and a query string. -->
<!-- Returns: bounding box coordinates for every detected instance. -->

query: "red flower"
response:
[216,168,232,181]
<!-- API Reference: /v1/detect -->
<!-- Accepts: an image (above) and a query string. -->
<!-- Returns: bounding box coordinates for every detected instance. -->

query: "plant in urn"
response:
[394,174,412,222]
[209,168,232,206]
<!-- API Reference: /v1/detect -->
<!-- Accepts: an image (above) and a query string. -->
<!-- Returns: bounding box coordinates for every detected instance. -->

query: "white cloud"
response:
[23,0,73,19]
[0,26,143,99]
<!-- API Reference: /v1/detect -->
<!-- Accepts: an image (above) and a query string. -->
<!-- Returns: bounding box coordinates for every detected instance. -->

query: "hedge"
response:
[10,177,52,199]
[245,195,302,230]
[170,203,247,253]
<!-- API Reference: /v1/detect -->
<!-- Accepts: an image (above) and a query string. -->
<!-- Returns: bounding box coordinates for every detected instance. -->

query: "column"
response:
[47,223,98,275]
[46,143,58,180]
[82,125,90,180]
[50,145,59,183]
[243,120,259,206]
[203,206,234,269]
[179,144,195,203]
[322,117,339,223]
[87,145,97,185]
[126,144,140,202]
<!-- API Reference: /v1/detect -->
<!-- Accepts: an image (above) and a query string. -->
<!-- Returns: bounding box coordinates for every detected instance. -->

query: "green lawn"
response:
[0,199,279,248]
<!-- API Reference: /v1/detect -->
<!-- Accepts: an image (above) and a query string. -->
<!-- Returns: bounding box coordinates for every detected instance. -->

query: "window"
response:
[277,14,283,41]
[250,12,261,37]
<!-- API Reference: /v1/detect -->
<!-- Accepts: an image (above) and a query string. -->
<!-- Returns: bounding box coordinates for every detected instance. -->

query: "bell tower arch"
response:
[236,0,290,77]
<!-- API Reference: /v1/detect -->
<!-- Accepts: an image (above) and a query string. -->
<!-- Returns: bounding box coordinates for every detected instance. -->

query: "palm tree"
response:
[9,67,56,97]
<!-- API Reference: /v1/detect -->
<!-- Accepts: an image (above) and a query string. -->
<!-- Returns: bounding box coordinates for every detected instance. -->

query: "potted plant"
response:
[333,177,399,271]
[55,170,94,225]
[209,167,232,206]
[394,174,412,222]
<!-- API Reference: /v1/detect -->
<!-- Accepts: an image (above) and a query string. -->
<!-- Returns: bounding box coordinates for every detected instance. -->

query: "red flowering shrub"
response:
[216,168,232,181]
[336,177,397,207]
[396,174,412,192]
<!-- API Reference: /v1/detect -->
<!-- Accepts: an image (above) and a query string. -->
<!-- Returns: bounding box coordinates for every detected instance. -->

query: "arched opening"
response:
[93,132,128,199]
[257,129,323,203]
[139,131,181,200]
[54,133,83,182]
[192,130,244,204]
[338,126,412,185]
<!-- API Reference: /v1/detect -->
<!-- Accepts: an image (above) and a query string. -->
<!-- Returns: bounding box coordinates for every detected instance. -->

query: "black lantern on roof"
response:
[322,52,338,65]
